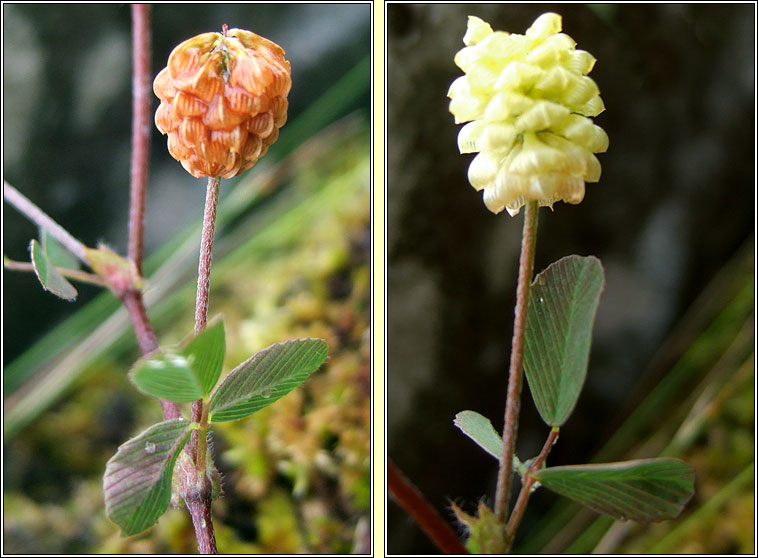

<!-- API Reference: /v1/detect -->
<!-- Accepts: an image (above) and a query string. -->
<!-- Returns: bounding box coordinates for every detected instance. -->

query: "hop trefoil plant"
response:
[389,13,696,554]
[3,9,327,554]
[446,14,695,553]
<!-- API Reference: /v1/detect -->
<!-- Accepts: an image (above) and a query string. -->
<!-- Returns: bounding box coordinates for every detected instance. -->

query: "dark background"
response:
[387,3,754,553]
[3,3,370,365]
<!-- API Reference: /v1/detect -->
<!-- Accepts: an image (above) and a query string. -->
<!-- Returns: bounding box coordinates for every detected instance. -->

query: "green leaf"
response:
[29,239,78,301]
[524,255,605,427]
[532,458,695,523]
[454,410,503,460]
[130,352,206,403]
[209,338,328,422]
[103,419,192,536]
[451,502,508,554]
[40,228,80,270]
[182,318,226,395]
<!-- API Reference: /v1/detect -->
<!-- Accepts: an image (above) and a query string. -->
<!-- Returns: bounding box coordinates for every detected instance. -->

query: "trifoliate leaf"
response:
[103,419,192,535]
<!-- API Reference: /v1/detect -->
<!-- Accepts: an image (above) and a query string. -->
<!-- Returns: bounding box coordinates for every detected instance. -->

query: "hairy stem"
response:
[123,3,180,422]
[185,175,222,554]
[388,458,468,554]
[194,176,221,335]
[504,427,559,550]
[494,201,539,523]
[128,4,151,276]
[4,181,89,264]
[186,489,217,555]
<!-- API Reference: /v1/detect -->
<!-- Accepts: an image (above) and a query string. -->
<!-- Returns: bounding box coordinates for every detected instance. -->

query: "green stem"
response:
[195,402,209,471]
[3,257,105,287]
[494,201,539,524]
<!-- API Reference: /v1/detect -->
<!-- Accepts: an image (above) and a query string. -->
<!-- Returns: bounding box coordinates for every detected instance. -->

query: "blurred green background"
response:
[387,3,754,554]
[3,3,370,554]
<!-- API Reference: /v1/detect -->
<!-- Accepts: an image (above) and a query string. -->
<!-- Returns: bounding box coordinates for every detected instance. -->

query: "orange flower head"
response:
[154,27,291,179]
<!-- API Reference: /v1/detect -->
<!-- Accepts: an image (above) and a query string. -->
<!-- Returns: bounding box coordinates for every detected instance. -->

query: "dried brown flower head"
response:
[154,27,291,179]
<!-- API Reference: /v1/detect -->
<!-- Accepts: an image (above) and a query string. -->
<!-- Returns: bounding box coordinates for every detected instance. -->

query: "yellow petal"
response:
[566,49,596,75]
[534,66,577,97]
[576,95,605,117]
[464,16,494,46]
[556,114,596,150]
[563,76,600,107]
[493,61,544,92]
[457,120,486,153]
[449,88,487,124]
[479,122,519,153]
[484,91,534,121]
[525,40,567,68]
[590,125,609,153]
[483,184,507,214]
[454,46,481,72]
[507,133,563,175]
[514,100,570,132]
[468,151,500,191]
[585,154,602,182]
[526,13,562,39]
[447,75,469,98]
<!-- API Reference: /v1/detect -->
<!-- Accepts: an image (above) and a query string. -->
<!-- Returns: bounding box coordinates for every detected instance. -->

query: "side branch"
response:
[504,427,559,549]
[4,181,89,264]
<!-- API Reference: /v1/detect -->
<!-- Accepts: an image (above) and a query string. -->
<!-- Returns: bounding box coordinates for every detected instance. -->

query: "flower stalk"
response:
[495,200,539,523]
[183,175,222,554]
[194,176,221,336]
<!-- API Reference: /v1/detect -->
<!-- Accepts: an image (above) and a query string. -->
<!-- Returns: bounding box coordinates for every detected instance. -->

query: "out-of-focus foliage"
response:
[3,123,370,554]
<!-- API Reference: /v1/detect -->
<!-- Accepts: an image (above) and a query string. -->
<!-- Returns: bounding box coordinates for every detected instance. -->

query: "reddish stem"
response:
[504,427,560,550]
[186,491,217,554]
[124,3,181,422]
[194,177,221,336]
[128,4,151,276]
[184,175,221,554]
[495,201,539,523]
[388,458,468,554]
[121,289,182,420]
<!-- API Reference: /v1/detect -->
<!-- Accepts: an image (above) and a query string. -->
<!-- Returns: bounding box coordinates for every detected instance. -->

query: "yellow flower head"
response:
[448,13,608,215]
